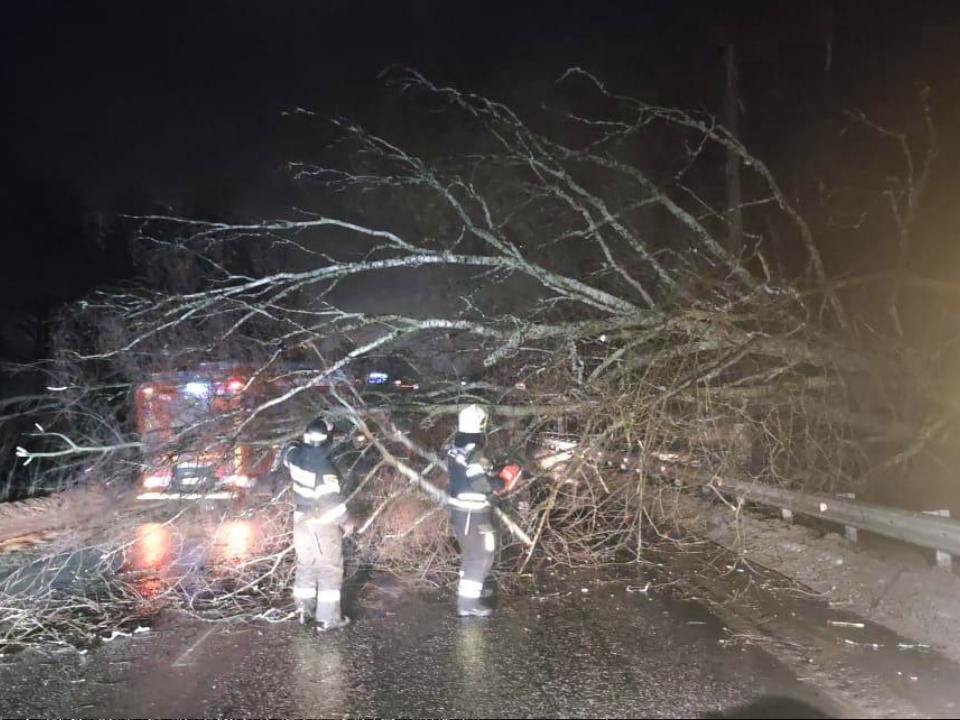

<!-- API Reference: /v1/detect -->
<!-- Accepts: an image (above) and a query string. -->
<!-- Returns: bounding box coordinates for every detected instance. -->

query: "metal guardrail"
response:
[668,468,960,558]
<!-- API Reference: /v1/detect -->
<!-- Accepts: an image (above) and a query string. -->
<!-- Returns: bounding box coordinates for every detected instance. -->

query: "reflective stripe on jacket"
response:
[285,442,345,517]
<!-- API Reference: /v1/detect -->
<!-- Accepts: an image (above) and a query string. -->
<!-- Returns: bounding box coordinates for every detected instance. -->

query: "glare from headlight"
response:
[185,382,210,397]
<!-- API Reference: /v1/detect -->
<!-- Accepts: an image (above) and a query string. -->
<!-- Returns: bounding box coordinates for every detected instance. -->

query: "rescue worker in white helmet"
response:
[446,404,522,618]
[283,416,354,631]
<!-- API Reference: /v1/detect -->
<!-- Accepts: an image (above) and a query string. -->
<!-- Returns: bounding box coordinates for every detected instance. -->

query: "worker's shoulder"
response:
[287,442,332,468]
[447,442,478,464]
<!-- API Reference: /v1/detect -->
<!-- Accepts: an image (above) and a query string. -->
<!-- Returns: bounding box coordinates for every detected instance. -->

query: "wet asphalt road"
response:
[0,570,835,719]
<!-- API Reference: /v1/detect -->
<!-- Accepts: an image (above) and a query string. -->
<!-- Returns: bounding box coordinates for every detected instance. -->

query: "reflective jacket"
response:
[447,439,503,511]
[283,442,347,524]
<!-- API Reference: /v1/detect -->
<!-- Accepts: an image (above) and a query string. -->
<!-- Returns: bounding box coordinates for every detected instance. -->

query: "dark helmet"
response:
[304,417,333,446]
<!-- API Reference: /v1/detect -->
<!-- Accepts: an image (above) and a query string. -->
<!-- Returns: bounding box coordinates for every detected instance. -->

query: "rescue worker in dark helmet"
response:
[283,416,354,632]
[447,404,521,618]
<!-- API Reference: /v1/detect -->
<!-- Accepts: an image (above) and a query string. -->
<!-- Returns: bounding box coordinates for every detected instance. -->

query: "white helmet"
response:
[458,404,488,434]
[304,417,333,446]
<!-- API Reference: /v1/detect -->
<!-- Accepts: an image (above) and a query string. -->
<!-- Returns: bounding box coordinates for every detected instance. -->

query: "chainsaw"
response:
[494,462,523,496]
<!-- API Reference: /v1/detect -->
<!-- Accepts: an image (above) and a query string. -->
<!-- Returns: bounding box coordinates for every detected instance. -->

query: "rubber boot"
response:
[297,602,316,625]
[457,597,493,618]
[316,602,350,632]
[317,616,351,633]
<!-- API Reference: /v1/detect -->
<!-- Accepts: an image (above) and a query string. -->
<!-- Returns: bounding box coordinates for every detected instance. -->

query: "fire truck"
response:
[134,362,353,501]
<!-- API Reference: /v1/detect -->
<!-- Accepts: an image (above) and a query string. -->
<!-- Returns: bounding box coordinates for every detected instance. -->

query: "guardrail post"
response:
[837,493,858,543]
[923,510,953,570]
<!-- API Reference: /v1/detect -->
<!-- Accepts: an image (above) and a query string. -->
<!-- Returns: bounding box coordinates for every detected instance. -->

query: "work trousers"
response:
[450,506,497,605]
[292,511,344,623]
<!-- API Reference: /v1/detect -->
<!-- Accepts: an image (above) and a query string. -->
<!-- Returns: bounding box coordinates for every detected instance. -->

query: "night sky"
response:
[2,0,960,358]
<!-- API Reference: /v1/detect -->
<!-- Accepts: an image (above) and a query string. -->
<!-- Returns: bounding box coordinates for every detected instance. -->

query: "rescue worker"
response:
[447,404,505,618]
[283,416,354,631]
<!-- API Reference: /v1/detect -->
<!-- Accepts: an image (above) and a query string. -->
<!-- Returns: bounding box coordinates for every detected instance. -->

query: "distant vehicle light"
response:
[142,386,155,397]
[227,378,245,393]
[394,379,403,386]
[367,372,389,385]
[185,382,210,397]
[515,382,527,390]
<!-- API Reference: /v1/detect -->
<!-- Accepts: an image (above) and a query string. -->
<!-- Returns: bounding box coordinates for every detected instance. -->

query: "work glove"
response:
[270,441,293,473]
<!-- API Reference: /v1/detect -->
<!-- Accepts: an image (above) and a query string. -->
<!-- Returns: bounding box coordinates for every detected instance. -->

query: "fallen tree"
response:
[3,69,955,652]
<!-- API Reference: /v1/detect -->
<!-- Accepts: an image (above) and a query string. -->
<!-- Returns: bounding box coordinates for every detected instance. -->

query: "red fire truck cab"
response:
[134,362,351,501]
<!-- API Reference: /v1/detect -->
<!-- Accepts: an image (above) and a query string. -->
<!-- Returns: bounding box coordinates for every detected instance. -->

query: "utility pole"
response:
[724,43,744,259]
